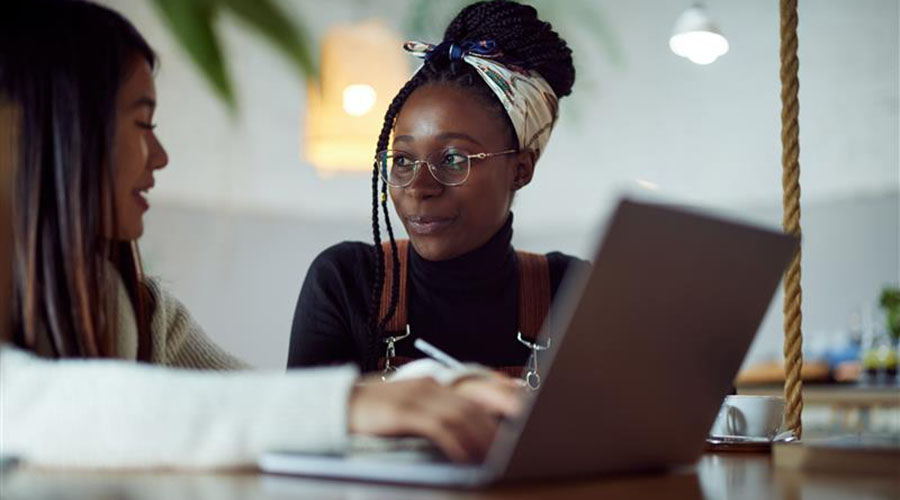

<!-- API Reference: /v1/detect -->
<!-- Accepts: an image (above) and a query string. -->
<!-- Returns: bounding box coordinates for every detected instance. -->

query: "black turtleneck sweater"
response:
[287,216,587,372]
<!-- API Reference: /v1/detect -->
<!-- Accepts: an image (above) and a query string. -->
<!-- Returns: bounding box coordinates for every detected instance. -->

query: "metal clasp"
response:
[517,332,551,391]
[381,324,411,380]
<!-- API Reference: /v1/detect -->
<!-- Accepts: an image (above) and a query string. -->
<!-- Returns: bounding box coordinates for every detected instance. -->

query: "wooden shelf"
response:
[737,384,900,406]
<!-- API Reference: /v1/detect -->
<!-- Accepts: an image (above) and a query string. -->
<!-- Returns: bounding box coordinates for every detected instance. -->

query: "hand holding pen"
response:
[414,338,525,418]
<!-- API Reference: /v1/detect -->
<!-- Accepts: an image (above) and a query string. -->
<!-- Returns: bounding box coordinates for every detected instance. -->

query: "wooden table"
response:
[3,453,898,500]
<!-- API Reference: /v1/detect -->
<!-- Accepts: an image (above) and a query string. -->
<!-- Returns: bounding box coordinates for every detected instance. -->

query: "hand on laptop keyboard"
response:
[347,376,523,463]
[453,373,525,418]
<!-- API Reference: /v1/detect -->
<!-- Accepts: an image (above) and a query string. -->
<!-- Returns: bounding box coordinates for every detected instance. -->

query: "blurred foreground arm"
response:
[0,347,357,468]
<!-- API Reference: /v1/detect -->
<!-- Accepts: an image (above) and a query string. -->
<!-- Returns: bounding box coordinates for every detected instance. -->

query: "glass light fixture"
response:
[669,3,729,65]
[305,20,409,173]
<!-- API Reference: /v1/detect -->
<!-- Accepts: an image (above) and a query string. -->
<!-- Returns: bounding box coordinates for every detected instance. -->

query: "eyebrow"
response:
[393,132,483,147]
[130,96,156,110]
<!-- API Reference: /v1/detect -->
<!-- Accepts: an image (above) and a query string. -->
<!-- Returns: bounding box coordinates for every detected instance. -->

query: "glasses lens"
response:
[428,149,470,186]
[379,150,416,187]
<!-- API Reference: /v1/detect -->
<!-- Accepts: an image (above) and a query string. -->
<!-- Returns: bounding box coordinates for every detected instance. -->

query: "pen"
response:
[414,338,465,369]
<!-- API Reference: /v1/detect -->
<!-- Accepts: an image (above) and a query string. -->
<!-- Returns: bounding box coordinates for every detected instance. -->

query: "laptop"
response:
[260,198,797,487]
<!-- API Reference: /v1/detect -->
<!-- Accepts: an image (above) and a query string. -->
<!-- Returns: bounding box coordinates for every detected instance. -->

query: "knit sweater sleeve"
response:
[0,346,358,468]
[144,278,250,370]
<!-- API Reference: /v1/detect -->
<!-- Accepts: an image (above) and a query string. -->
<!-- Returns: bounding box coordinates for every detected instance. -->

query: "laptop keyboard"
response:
[347,436,449,463]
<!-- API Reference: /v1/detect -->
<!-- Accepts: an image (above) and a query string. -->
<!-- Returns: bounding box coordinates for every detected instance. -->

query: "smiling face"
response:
[389,84,534,261]
[106,57,168,241]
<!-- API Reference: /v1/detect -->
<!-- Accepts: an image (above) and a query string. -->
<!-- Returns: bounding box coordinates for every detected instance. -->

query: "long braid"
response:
[379,179,401,336]
[365,0,575,372]
[366,74,426,371]
[367,161,383,371]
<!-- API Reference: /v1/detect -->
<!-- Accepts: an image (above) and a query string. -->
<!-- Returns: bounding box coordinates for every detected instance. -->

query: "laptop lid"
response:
[487,198,797,481]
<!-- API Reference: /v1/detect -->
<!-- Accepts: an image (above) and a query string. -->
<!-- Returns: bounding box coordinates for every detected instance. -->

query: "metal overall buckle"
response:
[382,324,411,380]
[517,332,551,391]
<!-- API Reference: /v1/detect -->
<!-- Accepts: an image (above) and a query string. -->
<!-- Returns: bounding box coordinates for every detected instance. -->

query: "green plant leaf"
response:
[881,287,900,339]
[219,0,317,79]
[149,0,236,110]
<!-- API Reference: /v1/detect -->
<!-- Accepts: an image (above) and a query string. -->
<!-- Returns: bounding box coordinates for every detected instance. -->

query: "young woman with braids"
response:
[0,0,520,467]
[288,0,587,384]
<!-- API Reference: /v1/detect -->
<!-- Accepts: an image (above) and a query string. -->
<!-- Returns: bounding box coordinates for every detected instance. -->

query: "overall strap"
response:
[379,239,409,334]
[376,241,552,374]
[515,250,551,340]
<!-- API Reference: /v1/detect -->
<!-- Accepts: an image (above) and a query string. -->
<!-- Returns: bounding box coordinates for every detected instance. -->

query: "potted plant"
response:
[879,287,900,377]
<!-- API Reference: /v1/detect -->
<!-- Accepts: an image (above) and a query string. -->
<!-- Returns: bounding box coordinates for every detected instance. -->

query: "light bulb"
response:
[669,31,729,65]
[342,84,377,116]
[635,178,661,191]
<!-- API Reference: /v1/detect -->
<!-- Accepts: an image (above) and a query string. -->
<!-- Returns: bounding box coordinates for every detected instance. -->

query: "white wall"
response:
[98,0,898,368]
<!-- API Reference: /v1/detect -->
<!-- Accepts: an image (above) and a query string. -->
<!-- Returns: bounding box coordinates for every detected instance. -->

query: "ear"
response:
[510,150,536,191]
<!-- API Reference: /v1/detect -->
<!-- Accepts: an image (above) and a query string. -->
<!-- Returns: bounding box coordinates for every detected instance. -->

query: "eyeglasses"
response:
[376,147,518,188]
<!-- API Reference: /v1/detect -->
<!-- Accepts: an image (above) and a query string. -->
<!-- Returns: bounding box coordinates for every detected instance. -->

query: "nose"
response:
[405,161,443,199]
[150,132,168,171]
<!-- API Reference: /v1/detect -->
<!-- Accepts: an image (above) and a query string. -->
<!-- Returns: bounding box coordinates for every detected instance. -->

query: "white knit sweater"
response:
[0,274,359,469]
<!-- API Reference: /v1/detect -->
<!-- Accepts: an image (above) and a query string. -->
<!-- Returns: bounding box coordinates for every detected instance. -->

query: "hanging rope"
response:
[779,0,804,438]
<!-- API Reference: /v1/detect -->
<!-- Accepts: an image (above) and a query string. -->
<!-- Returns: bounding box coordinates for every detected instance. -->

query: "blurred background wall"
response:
[95,0,898,369]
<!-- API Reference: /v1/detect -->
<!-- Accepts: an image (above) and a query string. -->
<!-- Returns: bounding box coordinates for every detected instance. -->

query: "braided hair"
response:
[365,0,575,371]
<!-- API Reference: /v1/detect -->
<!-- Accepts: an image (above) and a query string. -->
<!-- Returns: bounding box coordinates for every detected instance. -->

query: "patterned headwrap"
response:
[403,39,559,161]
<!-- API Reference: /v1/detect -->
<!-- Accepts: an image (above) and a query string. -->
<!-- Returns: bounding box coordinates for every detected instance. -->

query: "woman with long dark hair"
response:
[0,0,520,467]
[3,0,239,366]
[288,0,587,384]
